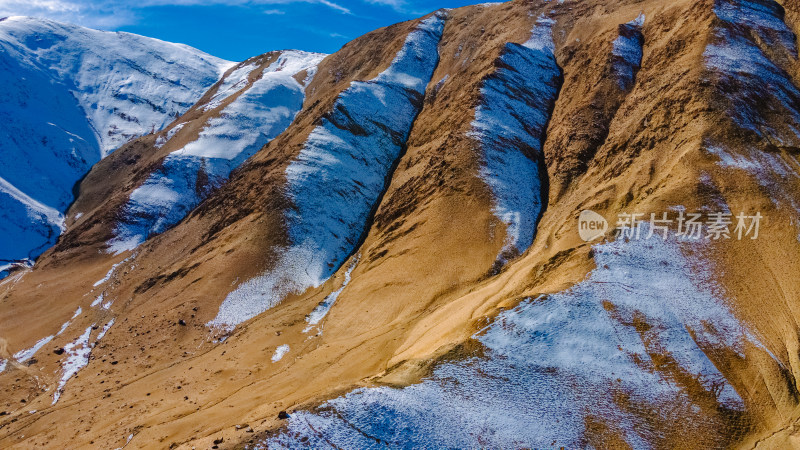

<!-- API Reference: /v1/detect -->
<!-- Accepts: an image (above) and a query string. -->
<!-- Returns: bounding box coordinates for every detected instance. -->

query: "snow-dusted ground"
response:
[52,325,93,404]
[53,317,116,404]
[704,0,800,139]
[470,15,560,265]
[611,14,645,90]
[209,12,447,330]
[263,233,754,448]
[704,0,800,236]
[0,16,230,269]
[109,51,325,254]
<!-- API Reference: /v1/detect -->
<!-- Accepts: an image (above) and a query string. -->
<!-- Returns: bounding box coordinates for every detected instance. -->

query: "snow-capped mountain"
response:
[0,16,230,273]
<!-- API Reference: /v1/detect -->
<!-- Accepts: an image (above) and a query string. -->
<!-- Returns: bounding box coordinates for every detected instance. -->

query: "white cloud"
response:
[0,0,355,29]
[317,0,350,14]
[0,0,136,28]
[362,0,409,13]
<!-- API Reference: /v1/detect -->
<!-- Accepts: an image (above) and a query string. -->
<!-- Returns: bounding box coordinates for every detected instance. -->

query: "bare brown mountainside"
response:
[3,0,800,448]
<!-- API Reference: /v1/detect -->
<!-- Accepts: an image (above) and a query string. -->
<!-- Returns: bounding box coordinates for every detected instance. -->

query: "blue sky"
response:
[0,0,481,61]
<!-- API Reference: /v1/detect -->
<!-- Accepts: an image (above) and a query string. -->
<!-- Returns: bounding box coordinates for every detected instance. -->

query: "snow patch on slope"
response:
[611,14,645,90]
[97,319,115,340]
[272,344,290,362]
[203,61,260,112]
[0,304,84,373]
[109,51,326,254]
[91,293,104,308]
[93,256,132,286]
[209,244,322,329]
[304,256,359,334]
[13,335,54,363]
[265,233,752,448]
[154,123,186,149]
[704,0,800,139]
[53,325,93,404]
[470,15,560,266]
[209,13,446,330]
[53,318,115,404]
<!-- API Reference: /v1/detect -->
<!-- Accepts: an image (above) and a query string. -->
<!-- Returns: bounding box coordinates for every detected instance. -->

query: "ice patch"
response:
[470,15,560,265]
[210,13,446,330]
[272,344,290,362]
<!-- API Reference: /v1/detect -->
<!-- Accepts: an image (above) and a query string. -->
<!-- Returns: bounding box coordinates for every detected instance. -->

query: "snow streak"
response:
[209,12,446,330]
[470,15,561,266]
[611,14,645,90]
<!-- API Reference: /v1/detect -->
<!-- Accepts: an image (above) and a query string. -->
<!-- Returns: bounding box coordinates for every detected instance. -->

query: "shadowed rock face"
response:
[2,0,800,448]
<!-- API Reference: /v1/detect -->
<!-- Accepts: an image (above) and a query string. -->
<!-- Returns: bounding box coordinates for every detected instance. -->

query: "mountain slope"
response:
[3,1,800,449]
[108,50,326,254]
[0,16,230,272]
